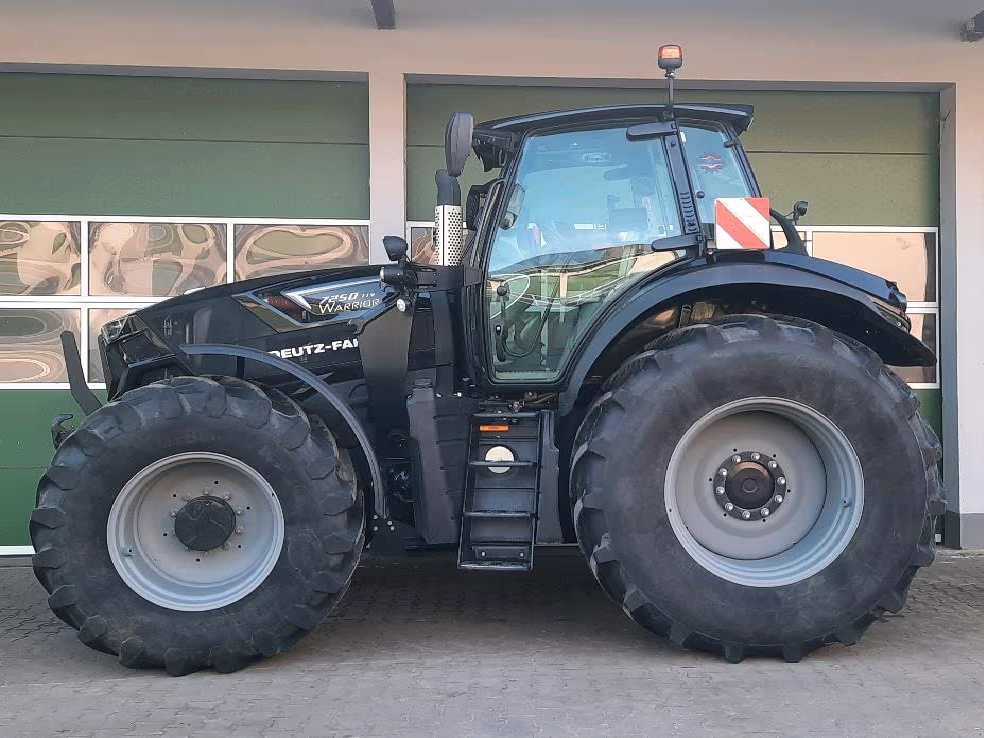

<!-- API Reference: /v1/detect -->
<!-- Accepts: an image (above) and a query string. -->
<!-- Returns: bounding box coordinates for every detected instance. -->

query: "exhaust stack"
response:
[435,170,464,266]
[434,112,474,266]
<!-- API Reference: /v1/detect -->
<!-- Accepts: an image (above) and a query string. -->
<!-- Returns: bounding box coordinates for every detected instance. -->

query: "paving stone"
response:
[0,548,982,737]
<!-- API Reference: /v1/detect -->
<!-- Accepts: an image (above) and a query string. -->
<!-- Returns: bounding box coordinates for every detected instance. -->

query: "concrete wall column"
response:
[941,79,984,548]
[368,69,406,264]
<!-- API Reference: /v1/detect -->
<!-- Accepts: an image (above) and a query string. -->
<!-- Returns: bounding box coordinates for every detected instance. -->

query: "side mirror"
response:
[445,112,474,178]
[382,235,409,263]
[791,200,810,224]
[499,183,525,230]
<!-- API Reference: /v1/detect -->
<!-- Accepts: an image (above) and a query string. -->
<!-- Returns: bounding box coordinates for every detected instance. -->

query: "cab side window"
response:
[680,124,753,223]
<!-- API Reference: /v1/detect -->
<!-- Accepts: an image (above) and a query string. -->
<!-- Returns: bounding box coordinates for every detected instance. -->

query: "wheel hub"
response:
[173,495,237,551]
[713,451,787,521]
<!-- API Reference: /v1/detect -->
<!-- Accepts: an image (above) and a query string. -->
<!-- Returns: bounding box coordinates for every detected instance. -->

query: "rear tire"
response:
[31,376,364,675]
[572,315,942,662]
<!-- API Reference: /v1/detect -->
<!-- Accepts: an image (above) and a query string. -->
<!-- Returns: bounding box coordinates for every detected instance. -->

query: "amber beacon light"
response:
[657,44,683,71]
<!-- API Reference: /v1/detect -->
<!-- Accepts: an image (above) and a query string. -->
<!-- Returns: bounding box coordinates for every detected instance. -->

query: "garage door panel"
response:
[407,85,938,155]
[0,138,368,219]
[0,75,368,145]
[408,145,499,222]
[915,389,941,439]
[750,152,938,226]
[0,467,44,546]
[720,90,938,155]
[0,390,91,469]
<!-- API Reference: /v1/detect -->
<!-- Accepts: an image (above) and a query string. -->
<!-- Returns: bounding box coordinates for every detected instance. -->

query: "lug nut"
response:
[718,468,728,477]
[768,461,778,470]
[751,452,761,461]
[731,455,742,463]
[170,510,178,518]
[774,494,784,503]
[761,508,770,516]
[777,476,786,486]
[235,526,244,535]
[715,486,725,495]
[741,510,751,520]
[222,542,231,550]
[223,493,231,501]
[236,508,245,516]
[724,502,734,512]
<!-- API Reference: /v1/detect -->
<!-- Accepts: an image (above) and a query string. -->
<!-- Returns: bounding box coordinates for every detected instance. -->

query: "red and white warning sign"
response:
[713,197,771,250]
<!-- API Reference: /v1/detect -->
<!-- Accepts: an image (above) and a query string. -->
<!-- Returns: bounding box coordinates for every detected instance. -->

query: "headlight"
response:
[100,314,132,343]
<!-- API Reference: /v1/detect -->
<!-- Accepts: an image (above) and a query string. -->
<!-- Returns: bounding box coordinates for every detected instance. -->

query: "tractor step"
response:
[457,410,548,572]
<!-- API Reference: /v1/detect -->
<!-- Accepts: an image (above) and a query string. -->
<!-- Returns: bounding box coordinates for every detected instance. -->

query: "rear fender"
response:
[558,252,935,416]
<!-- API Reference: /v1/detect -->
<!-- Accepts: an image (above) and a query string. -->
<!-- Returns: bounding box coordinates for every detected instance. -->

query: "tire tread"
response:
[572,314,942,662]
[31,375,364,675]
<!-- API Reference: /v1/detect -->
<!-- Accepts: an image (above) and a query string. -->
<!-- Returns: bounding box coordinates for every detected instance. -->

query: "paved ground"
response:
[1,548,983,738]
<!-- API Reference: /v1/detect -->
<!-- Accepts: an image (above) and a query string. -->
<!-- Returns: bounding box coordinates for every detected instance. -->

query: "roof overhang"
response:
[476,103,754,135]
[472,103,755,170]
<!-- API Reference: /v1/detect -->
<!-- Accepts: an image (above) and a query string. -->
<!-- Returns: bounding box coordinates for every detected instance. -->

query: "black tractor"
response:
[32,47,941,675]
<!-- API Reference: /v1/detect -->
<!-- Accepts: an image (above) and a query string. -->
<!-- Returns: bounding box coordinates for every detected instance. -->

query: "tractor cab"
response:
[468,103,762,382]
[391,46,812,390]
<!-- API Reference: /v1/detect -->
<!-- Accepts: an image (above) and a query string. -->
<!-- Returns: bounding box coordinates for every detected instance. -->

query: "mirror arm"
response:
[769,208,807,254]
[436,169,461,207]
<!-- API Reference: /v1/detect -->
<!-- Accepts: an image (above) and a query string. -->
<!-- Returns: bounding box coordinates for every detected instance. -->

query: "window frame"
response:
[777,224,940,390]
[0,213,369,390]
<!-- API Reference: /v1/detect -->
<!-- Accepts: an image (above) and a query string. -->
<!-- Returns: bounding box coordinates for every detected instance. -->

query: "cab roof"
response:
[475,103,755,135]
[472,103,754,169]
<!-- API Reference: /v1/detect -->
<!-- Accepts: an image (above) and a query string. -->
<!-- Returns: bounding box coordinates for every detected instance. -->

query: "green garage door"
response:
[406,82,941,435]
[0,74,369,550]
[407,86,938,225]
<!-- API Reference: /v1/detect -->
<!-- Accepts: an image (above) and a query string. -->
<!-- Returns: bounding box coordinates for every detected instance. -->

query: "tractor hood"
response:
[96,263,439,399]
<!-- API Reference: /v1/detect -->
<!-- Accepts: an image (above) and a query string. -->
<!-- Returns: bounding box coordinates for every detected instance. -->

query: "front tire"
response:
[31,376,364,675]
[572,315,942,662]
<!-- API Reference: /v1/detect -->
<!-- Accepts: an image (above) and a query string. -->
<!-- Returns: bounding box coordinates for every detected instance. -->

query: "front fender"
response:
[180,343,387,519]
[558,251,934,415]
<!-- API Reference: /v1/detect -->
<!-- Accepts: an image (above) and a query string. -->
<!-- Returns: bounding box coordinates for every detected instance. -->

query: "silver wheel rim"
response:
[664,397,864,587]
[107,452,285,611]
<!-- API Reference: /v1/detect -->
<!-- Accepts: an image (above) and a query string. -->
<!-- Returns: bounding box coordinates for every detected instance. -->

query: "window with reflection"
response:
[769,228,806,250]
[234,225,369,280]
[812,232,937,303]
[0,221,81,296]
[87,307,139,382]
[410,226,436,265]
[889,312,937,385]
[89,222,226,297]
[680,125,752,224]
[0,308,80,382]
